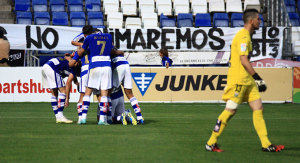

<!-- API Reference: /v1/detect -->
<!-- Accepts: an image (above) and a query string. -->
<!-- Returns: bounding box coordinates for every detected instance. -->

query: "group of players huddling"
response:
[41,8,285,152]
[41,25,144,126]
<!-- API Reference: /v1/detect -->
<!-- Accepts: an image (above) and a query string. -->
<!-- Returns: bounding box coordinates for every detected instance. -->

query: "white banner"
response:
[0,67,80,102]
[0,24,284,61]
[125,51,230,65]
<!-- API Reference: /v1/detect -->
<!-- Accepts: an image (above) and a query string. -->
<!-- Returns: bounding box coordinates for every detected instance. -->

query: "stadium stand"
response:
[15,0,31,12]
[103,0,119,15]
[141,12,158,28]
[285,0,296,13]
[259,14,264,27]
[244,0,261,12]
[139,0,155,17]
[209,0,225,13]
[121,0,137,16]
[191,0,208,15]
[173,0,190,16]
[231,13,244,27]
[156,0,173,16]
[85,0,101,12]
[70,12,86,27]
[67,0,83,12]
[49,0,65,12]
[16,11,32,24]
[160,13,176,28]
[226,0,243,13]
[87,12,104,28]
[125,17,142,28]
[52,12,69,26]
[195,13,212,27]
[288,12,300,26]
[177,13,193,28]
[34,12,50,25]
[107,12,123,28]
[32,0,48,12]
[213,13,229,27]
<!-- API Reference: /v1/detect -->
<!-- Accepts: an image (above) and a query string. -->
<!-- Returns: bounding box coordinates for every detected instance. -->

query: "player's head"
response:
[159,48,169,57]
[243,9,261,30]
[0,30,3,39]
[82,25,94,36]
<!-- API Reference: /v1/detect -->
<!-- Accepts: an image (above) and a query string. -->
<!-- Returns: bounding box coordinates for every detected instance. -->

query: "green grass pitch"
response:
[0,102,300,162]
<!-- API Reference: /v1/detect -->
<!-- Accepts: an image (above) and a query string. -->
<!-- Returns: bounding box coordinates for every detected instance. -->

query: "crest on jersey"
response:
[132,73,156,96]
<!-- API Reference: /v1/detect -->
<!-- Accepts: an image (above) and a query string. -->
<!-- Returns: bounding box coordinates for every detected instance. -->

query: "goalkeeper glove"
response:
[252,73,267,92]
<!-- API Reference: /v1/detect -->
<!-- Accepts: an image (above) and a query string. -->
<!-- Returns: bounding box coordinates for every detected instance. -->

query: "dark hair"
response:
[159,48,169,57]
[82,25,94,35]
[243,9,259,23]
[0,30,3,38]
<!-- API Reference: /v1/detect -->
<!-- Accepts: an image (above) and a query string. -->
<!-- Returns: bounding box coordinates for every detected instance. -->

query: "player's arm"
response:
[240,55,267,92]
[71,41,83,47]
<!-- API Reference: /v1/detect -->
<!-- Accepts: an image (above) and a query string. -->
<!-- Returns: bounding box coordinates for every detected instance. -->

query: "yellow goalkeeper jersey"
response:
[227,28,254,85]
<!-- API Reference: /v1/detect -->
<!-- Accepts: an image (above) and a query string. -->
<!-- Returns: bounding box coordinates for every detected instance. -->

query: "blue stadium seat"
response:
[88,12,105,28]
[259,14,264,27]
[70,12,86,27]
[68,0,83,12]
[52,12,69,26]
[231,13,244,27]
[50,0,65,12]
[16,12,32,24]
[177,13,193,28]
[34,12,50,25]
[85,0,101,12]
[15,0,30,12]
[285,0,296,13]
[213,13,229,27]
[160,13,176,28]
[288,12,300,26]
[195,13,211,27]
[32,0,48,12]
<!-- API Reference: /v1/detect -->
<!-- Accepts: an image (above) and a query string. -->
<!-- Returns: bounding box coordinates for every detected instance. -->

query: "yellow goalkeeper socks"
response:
[207,110,233,146]
[253,110,272,148]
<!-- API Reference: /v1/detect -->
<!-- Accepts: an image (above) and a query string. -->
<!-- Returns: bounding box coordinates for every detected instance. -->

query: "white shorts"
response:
[113,64,133,89]
[87,66,112,91]
[42,64,65,89]
[111,96,125,117]
[79,73,88,93]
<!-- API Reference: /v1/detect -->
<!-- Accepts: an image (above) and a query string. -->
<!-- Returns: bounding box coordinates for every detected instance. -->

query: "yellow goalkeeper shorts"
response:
[222,83,261,104]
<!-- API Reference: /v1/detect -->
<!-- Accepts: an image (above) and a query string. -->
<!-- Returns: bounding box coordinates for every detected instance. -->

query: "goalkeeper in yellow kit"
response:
[205,9,284,152]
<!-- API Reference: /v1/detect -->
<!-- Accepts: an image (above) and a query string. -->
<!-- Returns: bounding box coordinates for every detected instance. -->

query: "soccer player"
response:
[159,48,173,68]
[111,49,144,124]
[41,54,79,123]
[205,9,284,152]
[76,29,114,125]
[68,25,94,124]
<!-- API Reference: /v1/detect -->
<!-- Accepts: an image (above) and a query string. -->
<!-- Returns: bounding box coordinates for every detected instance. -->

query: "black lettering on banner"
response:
[192,29,207,49]
[251,27,280,58]
[170,75,185,91]
[201,75,217,90]
[0,26,8,40]
[26,26,42,48]
[147,29,160,49]
[216,75,227,90]
[161,28,175,49]
[155,76,169,91]
[132,29,146,49]
[176,28,191,49]
[208,28,225,50]
[185,75,201,91]
[115,29,131,49]
[42,28,58,49]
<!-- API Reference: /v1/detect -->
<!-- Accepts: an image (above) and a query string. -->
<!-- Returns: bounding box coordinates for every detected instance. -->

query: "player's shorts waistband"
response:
[92,56,111,62]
